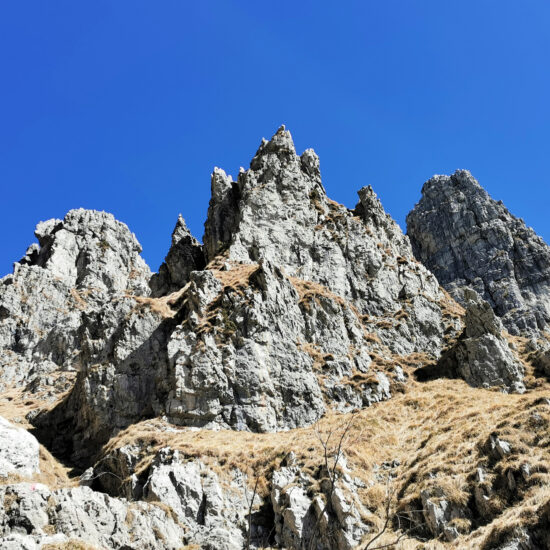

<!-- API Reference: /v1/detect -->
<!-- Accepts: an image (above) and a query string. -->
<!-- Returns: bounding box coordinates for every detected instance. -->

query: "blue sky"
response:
[1,1,549,275]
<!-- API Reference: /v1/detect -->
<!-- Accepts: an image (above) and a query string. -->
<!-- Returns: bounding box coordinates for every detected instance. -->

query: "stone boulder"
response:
[0,417,40,479]
[418,290,524,392]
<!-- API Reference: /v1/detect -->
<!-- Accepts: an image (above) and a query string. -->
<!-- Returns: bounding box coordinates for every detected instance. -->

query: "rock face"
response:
[418,289,525,392]
[0,209,151,392]
[0,417,40,479]
[2,126,545,550]
[204,127,445,357]
[35,126,462,464]
[0,482,186,549]
[270,457,372,550]
[96,445,257,550]
[149,214,205,297]
[96,442,373,550]
[407,169,550,336]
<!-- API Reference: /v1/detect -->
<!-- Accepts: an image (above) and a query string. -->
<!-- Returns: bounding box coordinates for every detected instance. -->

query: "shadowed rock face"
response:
[149,215,205,297]
[407,169,550,336]
[416,289,525,393]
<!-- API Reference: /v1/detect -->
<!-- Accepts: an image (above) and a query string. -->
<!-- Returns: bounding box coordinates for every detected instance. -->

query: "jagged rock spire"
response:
[250,124,296,167]
[407,170,550,335]
[203,167,239,261]
[150,214,205,297]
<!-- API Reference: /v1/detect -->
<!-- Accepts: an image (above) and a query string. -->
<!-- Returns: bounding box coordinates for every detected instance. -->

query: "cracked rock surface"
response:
[34,126,463,465]
[418,289,525,392]
[407,169,550,337]
[1,127,547,550]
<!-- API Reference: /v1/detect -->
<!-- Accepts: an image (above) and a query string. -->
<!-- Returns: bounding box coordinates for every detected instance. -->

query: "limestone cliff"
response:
[0,130,548,550]
[407,169,550,336]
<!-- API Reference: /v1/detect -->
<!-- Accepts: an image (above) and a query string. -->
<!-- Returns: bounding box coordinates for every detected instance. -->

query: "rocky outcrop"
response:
[407,170,550,337]
[0,209,151,392]
[4,126,547,550]
[0,417,40,479]
[204,126,446,357]
[34,126,462,463]
[20,208,150,294]
[528,339,550,377]
[94,441,374,550]
[96,445,258,550]
[270,457,372,550]
[149,215,205,297]
[0,482,186,549]
[418,289,525,392]
[420,487,469,542]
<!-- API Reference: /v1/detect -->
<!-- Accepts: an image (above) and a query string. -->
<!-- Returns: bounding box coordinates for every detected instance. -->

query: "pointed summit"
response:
[407,171,550,335]
[250,125,296,168]
[171,214,191,246]
[150,215,205,296]
[203,167,239,261]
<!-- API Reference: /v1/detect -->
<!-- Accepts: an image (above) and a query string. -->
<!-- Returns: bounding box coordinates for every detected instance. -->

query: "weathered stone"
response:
[0,208,151,393]
[204,125,447,357]
[420,488,470,541]
[0,416,40,478]
[142,448,247,550]
[271,461,371,550]
[18,128,462,470]
[419,290,525,392]
[487,435,512,460]
[0,483,186,549]
[531,344,550,377]
[150,215,205,297]
[407,169,550,336]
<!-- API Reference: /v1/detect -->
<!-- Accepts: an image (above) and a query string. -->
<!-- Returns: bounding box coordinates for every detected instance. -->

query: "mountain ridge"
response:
[0,128,549,550]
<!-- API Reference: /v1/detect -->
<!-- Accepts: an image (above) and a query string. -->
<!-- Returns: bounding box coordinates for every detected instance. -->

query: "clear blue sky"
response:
[1,1,549,276]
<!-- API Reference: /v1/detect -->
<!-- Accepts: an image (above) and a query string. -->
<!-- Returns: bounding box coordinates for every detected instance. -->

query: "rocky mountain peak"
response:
[20,208,150,294]
[202,129,443,356]
[1,128,549,550]
[420,168,485,198]
[171,213,191,245]
[407,170,550,336]
[26,126,461,463]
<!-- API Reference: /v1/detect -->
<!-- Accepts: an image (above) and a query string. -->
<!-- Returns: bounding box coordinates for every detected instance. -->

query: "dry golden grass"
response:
[130,284,189,319]
[288,276,347,309]
[99,375,550,548]
[394,309,409,321]
[0,444,75,490]
[296,341,335,373]
[364,332,381,344]
[468,486,550,549]
[0,375,75,427]
[210,262,260,294]
[69,288,90,312]
[438,290,466,319]
[0,381,77,489]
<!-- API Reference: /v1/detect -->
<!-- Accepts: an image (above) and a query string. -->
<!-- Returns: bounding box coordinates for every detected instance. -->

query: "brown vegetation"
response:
[98,375,550,548]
